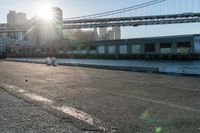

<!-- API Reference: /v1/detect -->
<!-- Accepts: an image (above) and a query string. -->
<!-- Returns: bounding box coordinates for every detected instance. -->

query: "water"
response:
[6,58,200,75]
[7,58,200,67]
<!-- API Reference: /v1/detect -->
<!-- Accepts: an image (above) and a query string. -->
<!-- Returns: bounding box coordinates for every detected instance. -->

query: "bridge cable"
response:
[64,0,169,20]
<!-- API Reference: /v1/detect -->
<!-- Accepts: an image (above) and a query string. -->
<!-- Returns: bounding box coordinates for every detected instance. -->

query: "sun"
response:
[36,4,53,21]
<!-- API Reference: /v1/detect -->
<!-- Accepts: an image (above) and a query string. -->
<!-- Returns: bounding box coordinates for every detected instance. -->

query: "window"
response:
[160,43,172,48]
[145,43,155,52]
[119,45,127,54]
[132,44,141,53]
[98,46,105,54]
[177,42,190,53]
[160,43,172,54]
[108,45,115,54]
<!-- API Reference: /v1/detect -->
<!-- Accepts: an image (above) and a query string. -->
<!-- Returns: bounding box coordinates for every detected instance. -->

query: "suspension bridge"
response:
[63,0,200,29]
[1,0,200,32]
[63,13,200,29]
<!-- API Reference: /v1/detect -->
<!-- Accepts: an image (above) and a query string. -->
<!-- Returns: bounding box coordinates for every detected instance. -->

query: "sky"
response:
[0,0,200,39]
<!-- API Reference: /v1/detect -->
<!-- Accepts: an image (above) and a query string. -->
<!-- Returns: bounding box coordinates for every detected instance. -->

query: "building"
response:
[99,27,107,40]
[7,11,26,26]
[112,27,121,40]
[107,30,114,40]
[99,27,121,40]
[63,28,99,41]
[9,34,200,59]
[26,17,39,47]
[94,28,99,40]
[26,7,63,51]
[6,11,27,46]
[2,7,64,57]
[0,38,6,57]
[95,34,200,58]
[0,11,27,57]
[51,7,63,41]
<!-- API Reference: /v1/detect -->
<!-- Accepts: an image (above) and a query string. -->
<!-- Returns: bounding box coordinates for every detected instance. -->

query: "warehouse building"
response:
[8,34,200,59]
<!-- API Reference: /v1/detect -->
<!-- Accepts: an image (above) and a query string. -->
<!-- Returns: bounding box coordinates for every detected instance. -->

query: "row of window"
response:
[98,42,192,54]
[12,41,200,55]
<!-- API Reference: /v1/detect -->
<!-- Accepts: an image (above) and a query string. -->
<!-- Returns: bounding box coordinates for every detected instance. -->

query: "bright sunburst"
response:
[36,4,53,21]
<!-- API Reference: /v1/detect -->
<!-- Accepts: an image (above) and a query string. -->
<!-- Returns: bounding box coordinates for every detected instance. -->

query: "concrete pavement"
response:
[0,61,200,133]
[0,88,82,133]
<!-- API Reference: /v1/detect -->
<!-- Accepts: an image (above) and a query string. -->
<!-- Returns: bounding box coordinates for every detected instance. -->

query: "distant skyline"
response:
[1,0,200,39]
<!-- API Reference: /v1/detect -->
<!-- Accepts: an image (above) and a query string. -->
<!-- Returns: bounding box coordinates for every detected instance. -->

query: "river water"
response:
[6,58,200,75]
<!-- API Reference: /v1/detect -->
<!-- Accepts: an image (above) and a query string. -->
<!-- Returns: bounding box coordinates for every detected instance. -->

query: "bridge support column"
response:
[105,44,109,57]
[190,40,194,54]
[115,43,120,59]
[155,42,161,59]
[172,40,177,55]
[141,43,145,53]
[155,42,160,54]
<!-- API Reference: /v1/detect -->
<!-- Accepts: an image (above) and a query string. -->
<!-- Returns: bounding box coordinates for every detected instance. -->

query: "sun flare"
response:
[36,4,53,21]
